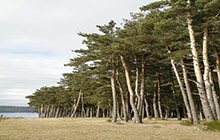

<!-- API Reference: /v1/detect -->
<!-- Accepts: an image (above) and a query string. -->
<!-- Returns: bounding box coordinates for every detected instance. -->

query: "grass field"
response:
[0,118,220,140]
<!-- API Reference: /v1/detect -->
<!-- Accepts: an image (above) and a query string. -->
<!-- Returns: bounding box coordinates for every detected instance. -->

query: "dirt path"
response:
[0,118,219,140]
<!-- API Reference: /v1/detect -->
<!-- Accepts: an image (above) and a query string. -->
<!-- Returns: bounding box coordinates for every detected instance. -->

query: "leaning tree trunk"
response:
[119,54,141,123]
[202,28,217,119]
[181,58,199,124]
[186,0,214,121]
[55,107,60,118]
[209,72,220,120]
[169,55,192,119]
[116,69,128,122]
[111,67,117,123]
[211,28,220,92]
[71,90,82,117]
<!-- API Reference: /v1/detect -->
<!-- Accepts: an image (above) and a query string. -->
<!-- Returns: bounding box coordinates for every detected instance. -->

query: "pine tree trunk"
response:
[134,55,141,114]
[126,91,132,120]
[86,108,89,117]
[144,97,150,120]
[117,100,122,121]
[96,102,100,118]
[71,90,82,117]
[119,54,141,123]
[55,107,59,118]
[116,69,128,122]
[176,106,182,120]
[38,106,41,118]
[90,108,93,118]
[181,59,199,124]
[186,0,214,121]
[103,109,106,118]
[209,72,220,120]
[49,105,53,118]
[199,104,204,120]
[169,56,192,119]
[40,104,44,118]
[203,28,217,119]
[211,30,220,92]
[153,83,159,118]
[157,74,163,118]
[165,108,169,119]
[111,67,117,122]
[81,92,86,117]
[139,54,146,121]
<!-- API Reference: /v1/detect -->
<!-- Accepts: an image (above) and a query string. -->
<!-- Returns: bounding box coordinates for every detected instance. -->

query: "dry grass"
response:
[0,118,219,140]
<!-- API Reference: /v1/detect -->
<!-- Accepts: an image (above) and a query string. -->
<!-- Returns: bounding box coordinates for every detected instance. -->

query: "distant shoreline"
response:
[0,106,35,113]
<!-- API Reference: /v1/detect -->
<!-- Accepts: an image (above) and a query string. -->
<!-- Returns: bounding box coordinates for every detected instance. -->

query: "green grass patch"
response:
[180,120,193,126]
[0,117,9,121]
[116,122,124,125]
[153,125,161,128]
[201,121,220,131]
[106,118,112,122]
[161,118,167,120]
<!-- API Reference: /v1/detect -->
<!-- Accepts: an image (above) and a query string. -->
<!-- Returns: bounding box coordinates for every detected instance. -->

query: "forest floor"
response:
[0,118,220,140]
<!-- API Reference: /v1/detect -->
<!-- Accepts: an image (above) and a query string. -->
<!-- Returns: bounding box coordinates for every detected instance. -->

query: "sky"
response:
[0,0,156,106]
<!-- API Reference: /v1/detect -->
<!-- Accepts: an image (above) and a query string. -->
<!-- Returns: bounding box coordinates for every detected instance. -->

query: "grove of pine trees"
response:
[26,0,220,124]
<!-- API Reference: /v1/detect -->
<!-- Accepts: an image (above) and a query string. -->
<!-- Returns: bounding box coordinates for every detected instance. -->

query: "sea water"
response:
[0,112,39,118]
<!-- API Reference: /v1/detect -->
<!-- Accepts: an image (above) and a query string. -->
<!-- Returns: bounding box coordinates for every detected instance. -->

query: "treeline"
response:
[26,0,220,124]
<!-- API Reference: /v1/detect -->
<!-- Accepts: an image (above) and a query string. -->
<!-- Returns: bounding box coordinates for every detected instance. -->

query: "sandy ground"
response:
[0,118,219,140]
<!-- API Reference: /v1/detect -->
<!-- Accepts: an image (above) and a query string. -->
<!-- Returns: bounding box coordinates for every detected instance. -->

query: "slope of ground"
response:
[0,118,219,140]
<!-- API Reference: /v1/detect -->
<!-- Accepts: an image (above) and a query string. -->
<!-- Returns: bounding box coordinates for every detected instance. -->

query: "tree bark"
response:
[209,72,220,120]
[119,54,141,123]
[96,102,100,118]
[134,55,141,114]
[169,55,192,119]
[111,68,117,122]
[71,90,82,117]
[81,92,86,117]
[40,104,44,118]
[90,108,93,118]
[157,74,163,118]
[211,28,220,92]
[181,59,199,124]
[139,54,146,121]
[186,0,214,121]
[203,28,217,119]
[176,106,182,120]
[55,107,60,118]
[144,97,150,120]
[116,68,128,122]
[126,91,132,120]
[153,83,159,118]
